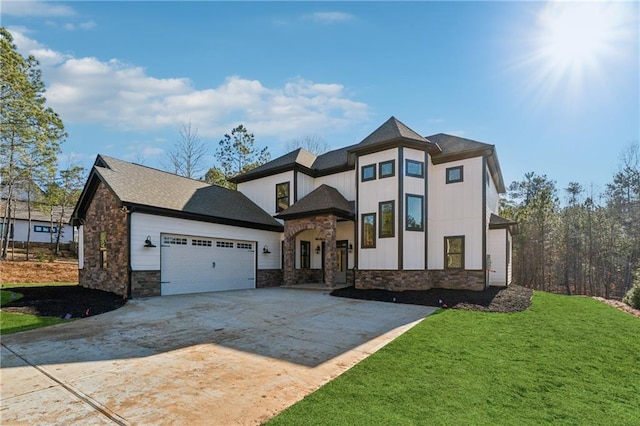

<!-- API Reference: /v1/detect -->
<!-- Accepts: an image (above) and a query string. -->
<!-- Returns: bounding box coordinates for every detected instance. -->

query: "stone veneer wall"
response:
[355,269,485,292]
[293,268,323,284]
[257,269,283,288]
[131,270,161,297]
[79,182,129,297]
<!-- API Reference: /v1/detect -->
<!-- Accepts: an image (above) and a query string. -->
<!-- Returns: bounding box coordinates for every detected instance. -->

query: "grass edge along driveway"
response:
[269,292,640,426]
[0,284,73,335]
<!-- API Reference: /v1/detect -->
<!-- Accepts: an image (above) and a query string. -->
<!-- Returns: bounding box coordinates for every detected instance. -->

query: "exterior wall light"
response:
[315,245,321,254]
[263,245,271,254]
[348,243,353,253]
[144,236,156,248]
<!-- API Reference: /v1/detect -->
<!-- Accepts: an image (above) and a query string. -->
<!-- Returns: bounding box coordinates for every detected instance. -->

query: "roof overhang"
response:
[348,137,442,156]
[275,207,354,221]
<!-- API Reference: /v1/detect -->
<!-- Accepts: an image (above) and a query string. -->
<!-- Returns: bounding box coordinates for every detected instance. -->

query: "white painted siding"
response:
[315,170,356,201]
[10,220,74,244]
[358,149,398,270]
[486,163,500,214]
[488,228,506,286]
[78,225,84,269]
[428,157,484,269]
[130,212,282,271]
[297,172,315,201]
[237,170,294,216]
[506,232,513,285]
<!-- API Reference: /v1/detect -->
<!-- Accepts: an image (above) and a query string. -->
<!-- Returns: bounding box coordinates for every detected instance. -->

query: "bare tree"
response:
[285,135,330,155]
[165,121,208,179]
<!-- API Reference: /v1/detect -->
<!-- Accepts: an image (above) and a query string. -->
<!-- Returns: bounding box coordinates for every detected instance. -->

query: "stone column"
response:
[283,226,296,286]
[323,215,337,288]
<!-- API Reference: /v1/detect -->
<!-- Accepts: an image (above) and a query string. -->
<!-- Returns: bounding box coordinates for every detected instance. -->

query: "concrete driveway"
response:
[1,288,436,425]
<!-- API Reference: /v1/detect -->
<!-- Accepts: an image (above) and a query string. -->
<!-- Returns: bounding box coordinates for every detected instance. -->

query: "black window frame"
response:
[444,236,465,269]
[378,160,395,179]
[378,200,395,238]
[446,166,464,184]
[361,213,376,248]
[405,194,424,231]
[406,159,424,178]
[275,181,290,213]
[300,240,311,269]
[361,164,376,182]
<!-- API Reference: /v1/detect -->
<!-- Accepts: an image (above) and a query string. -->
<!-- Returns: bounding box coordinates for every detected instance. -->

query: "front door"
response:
[336,240,348,284]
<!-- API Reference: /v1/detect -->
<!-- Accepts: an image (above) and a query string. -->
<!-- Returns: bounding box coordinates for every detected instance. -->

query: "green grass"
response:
[0,282,78,289]
[0,286,70,335]
[269,292,640,425]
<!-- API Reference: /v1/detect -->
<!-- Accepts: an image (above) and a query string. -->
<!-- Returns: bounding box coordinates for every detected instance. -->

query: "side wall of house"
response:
[315,170,356,201]
[488,228,507,286]
[79,182,129,296]
[237,171,294,216]
[11,221,75,244]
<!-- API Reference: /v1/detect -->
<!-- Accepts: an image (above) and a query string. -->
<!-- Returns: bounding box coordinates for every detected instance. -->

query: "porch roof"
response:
[275,184,355,221]
[489,213,519,235]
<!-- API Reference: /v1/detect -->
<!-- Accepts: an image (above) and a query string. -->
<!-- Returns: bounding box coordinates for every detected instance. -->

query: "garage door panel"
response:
[161,234,255,296]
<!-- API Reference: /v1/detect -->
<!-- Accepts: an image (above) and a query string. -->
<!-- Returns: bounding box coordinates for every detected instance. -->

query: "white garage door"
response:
[160,234,256,295]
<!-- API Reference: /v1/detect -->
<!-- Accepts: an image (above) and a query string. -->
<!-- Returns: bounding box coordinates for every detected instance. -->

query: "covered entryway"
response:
[160,233,255,295]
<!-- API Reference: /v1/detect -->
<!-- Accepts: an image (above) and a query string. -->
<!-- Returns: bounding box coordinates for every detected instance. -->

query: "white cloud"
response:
[9,29,370,140]
[61,20,97,31]
[306,12,355,25]
[2,1,76,17]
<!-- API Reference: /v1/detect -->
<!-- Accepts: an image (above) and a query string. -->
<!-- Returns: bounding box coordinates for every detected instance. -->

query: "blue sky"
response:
[3,1,639,198]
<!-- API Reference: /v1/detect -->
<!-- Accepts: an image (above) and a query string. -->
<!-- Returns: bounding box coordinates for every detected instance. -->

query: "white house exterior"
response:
[1,200,75,246]
[72,117,516,298]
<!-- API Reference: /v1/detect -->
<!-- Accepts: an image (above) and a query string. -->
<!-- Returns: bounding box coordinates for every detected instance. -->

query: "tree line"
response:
[1,28,85,259]
[502,143,640,299]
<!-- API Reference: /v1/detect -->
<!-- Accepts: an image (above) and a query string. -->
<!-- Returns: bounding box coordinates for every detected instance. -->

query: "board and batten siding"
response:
[130,212,282,271]
[487,228,507,286]
[358,148,399,270]
[11,220,75,244]
[403,148,426,270]
[315,170,356,201]
[296,172,315,202]
[237,170,294,216]
[427,156,484,270]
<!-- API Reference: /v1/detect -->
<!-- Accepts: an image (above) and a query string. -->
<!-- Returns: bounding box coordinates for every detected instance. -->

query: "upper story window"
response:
[379,160,395,179]
[276,182,290,212]
[406,160,424,178]
[34,225,57,233]
[406,194,424,231]
[445,236,465,269]
[361,164,376,182]
[446,166,464,184]
[379,200,395,238]
[361,213,376,248]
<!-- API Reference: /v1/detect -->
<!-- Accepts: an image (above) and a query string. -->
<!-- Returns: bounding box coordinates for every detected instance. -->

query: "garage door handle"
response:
[212,262,216,268]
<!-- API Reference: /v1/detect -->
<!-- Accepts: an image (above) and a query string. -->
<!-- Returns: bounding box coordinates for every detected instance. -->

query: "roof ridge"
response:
[97,154,210,185]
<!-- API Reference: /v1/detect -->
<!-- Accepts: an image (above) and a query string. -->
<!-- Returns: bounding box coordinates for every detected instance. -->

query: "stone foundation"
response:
[131,270,161,297]
[257,269,283,288]
[294,268,323,284]
[355,269,485,292]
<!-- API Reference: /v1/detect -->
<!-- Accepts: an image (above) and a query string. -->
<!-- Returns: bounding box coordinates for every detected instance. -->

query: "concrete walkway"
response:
[1,288,436,425]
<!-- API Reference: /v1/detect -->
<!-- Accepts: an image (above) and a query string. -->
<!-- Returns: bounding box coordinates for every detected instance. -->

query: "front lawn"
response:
[1,285,70,335]
[269,292,640,425]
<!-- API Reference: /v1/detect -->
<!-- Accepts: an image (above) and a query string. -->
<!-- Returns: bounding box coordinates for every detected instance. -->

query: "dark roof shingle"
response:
[275,184,354,220]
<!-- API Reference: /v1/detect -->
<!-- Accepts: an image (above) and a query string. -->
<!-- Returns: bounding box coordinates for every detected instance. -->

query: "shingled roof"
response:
[489,213,519,235]
[71,155,283,231]
[349,116,441,155]
[275,184,354,220]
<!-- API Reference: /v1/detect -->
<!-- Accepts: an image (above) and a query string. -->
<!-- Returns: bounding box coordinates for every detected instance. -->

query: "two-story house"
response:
[72,117,516,297]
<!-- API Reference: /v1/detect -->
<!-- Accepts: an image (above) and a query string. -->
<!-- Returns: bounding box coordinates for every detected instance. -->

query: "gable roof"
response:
[71,155,283,232]
[1,199,70,224]
[275,184,354,221]
[349,117,441,156]
[428,133,506,193]
[489,213,519,235]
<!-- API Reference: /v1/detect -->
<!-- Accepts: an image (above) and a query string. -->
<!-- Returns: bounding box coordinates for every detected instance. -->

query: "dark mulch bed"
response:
[1,285,127,319]
[331,284,533,313]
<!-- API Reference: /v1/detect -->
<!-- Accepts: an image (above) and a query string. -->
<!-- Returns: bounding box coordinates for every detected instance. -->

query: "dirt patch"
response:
[331,285,533,313]
[1,260,78,284]
[2,285,126,318]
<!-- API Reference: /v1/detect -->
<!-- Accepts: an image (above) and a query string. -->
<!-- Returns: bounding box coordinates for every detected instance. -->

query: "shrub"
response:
[622,270,640,310]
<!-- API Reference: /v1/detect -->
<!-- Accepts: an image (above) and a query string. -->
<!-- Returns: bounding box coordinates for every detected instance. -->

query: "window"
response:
[446,166,463,183]
[300,241,310,269]
[445,236,465,269]
[100,231,108,269]
[379,160,395,179]
[361,213,376,248]
[216,241,234,248]
[192,239,212,247]
[34,225,57,233]
[406,195,424,231]
[379,201,395,238]
[361,164,376,182]
[1,223,14,239]
[237,242,252,250]
[276,182,290,213]
[406,160,424,178]
[163,236,187,245]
